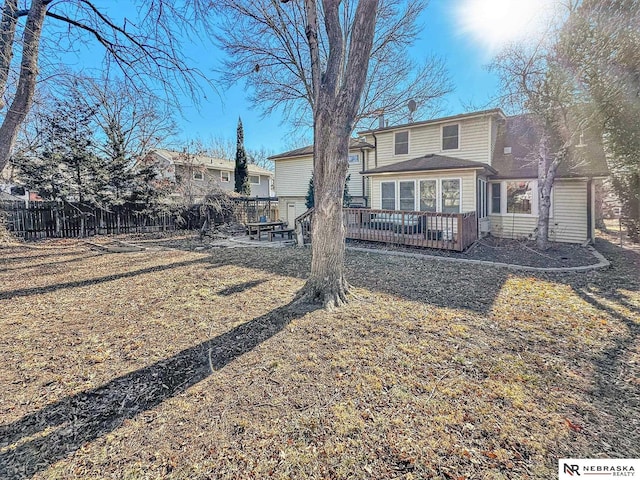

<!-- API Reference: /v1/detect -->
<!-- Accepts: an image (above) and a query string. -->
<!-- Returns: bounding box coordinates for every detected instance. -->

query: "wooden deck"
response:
[296,208,478,251]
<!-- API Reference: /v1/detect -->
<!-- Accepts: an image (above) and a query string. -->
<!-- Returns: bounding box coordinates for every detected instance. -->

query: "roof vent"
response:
[504,146,512,154]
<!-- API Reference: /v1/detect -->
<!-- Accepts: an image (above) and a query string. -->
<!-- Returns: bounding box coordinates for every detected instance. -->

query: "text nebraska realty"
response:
[565,464,635,476]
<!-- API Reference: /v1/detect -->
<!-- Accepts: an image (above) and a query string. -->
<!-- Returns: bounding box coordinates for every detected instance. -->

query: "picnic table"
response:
[246,221,286,240]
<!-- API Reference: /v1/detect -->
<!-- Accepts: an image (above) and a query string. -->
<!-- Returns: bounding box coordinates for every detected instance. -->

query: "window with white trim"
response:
[249,175,260,184]
[394,131,409,155]
[477,179,488,218]
[506,181,533,214]
[381,182,396,210]
[193,171,204,181]
[441,179,461,213]
[220,171,230,182]
[490,183,501,214]
[399,181,415,211]
[419,180,437,212]
[348,154,360,164]
[442,124,459,150]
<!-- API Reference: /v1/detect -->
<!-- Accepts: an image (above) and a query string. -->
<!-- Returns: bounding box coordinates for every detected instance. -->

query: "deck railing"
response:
[294,207,314,245]
[343,208,477,252]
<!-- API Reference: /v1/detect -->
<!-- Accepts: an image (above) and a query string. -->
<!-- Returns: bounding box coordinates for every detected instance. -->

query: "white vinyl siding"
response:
[489,215,539,240]
[488,179,589,244]
[347,153,364,197]
[550,180,588,243]
[364,116,491,167]
[275,152,364,199]
[278,197,307,224]
[274,156,313,197]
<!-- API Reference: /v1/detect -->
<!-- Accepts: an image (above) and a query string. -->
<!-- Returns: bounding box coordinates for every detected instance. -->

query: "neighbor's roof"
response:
[492,114,609,179]
[269,139,374,160]
[153,149,274,176]
[362,154,497,175]
[357,108,506,135]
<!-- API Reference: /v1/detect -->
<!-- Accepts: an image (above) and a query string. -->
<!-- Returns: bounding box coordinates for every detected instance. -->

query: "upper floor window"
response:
[193,171,204,181]
[249,175,260,184]
[442,124,459,150]
[394,131,409,155]
[221,171,230,182]
[348,154,360,164]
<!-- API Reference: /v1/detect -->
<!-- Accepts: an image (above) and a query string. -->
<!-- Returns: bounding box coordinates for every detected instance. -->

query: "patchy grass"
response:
[0,236,638,479]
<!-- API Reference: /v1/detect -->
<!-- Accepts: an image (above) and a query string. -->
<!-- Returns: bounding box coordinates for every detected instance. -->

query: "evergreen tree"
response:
[305,174,351,209]
[13,90,101,204]
[234,117,250,195]
[305,175,314,209]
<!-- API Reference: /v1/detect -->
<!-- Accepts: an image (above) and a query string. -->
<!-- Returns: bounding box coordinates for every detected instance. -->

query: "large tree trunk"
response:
[297,107,350,308]
[295,0,378,309]
[0,0,48,172]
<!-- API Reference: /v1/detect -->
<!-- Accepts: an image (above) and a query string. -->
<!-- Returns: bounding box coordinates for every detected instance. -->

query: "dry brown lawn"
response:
[0,235,638,479]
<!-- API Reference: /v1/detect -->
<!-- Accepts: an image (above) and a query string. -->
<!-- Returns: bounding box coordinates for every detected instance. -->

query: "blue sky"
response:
[184,0,505,154]
[57,0,557,155]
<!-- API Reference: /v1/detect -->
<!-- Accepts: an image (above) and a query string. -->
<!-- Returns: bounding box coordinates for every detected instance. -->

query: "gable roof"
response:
[492,114,609,179]
[362,154,497,175]
[153,149,274,176]
[269,138,374,160]
[358,108,506,135]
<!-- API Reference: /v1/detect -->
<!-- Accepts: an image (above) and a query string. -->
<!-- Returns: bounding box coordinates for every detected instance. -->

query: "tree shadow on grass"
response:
[0,302,316,479]
[217,279,267,296]
[567,238,640,457]
[0,252,105,272]
[202,246,511,314]
[0,257,208,300]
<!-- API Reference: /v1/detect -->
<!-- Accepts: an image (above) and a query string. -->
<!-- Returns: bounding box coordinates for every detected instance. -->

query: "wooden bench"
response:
[268,228,295,241]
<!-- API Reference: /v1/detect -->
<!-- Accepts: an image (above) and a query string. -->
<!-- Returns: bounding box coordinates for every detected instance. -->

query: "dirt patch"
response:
[0,236,638,479]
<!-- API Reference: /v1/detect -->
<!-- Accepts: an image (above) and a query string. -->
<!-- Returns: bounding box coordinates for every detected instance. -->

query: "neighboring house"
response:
[0,164,34,204]
[149,149,275,202]
[270,139,374,225]
[271,108,609,244]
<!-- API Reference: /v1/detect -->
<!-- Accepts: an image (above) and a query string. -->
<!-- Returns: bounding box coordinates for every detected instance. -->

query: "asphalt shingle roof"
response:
[362,154,496,175]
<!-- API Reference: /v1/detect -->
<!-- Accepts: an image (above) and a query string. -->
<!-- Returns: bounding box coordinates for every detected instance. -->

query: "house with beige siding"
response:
[271,109,608,246]
[270,139,373,225]
[149,149,274,202]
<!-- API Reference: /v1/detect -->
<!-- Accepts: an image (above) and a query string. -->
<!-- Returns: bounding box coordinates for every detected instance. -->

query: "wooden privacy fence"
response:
[0,197,281,241]
[0,201,176,240]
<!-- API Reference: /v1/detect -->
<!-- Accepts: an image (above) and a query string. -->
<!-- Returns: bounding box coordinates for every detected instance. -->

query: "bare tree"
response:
[74,76,177,168]
[304,0,378,307]
[491,20,589,249]
[0,0,211,173]
[560,0,640,241]
[214,0,452,130]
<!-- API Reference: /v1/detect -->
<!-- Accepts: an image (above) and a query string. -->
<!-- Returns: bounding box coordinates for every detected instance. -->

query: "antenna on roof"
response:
[407,99,417,123]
